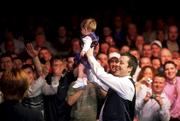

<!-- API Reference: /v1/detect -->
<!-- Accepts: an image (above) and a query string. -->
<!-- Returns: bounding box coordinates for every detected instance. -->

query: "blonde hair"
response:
[0,69,29,101]
[80,18,97,32]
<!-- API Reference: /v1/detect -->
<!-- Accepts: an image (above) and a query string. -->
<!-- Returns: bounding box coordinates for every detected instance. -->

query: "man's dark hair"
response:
[50,55,64,65]
[21,64,35,72]
[121,52,138,76]
[163,60,177,69]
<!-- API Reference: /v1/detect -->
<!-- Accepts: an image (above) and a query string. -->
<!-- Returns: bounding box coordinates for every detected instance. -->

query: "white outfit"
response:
[28,76,59,97]
[81,36,93,53]
[86,55,135,121]
[136,85,171,121]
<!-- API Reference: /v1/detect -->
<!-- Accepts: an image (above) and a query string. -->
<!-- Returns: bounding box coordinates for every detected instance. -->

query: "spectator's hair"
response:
[153,72,165,80]
[121,52,138,76]
[0,69,29,101]
[0,53,12,61]
[50,55,64,65]
[163,60,177,69]
[137,66,156,82]
[21,64,35,72]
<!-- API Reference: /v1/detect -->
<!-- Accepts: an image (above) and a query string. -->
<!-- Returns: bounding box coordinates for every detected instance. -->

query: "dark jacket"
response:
[0,101,44,121]
[44,73,71,121]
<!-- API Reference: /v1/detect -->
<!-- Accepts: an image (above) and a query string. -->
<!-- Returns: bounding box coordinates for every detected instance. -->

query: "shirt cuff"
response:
[88,56,96,64]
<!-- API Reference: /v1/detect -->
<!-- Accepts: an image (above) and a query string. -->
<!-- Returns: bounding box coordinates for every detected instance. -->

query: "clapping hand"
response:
[26,43,38,58]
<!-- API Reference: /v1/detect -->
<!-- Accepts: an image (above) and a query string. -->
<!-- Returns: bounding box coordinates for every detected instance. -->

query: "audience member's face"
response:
[108,47,119,53]
[152,59,161,69]
[114,16,122,28]
[130,50,140,60]
[13,58,22,69]
[5,40,15,53]
[164,63,177,80]
[105,36,115,46]
[157,30,165,41]
[128,23,137,36]
[1,57,13,71]
[152,76,165,94]
[160,49,172,65]
[23,68,35,84]
[151,44,161,57]
[109,57,119,74]
[98,54,108,67]
[168,25,178,41]
[135,36,144,47]
[140,57,152,68]
[58,26,67,37]
[143,44,152,58]
[52,60,64,76]
[39,49,52,61]
[103,26,112,37]
[100,43,109,54]
[72,39,81,54]
[143,67,154,79]
[35,34,46,46]
[120,45,130,54]
[172,51,180,59]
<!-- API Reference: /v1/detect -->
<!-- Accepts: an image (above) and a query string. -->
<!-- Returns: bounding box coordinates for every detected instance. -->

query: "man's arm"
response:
[86,68,109,92]
[158,94,171,121]
[42,77,59,95]
[67,82,84,106]
[86,48,135,101]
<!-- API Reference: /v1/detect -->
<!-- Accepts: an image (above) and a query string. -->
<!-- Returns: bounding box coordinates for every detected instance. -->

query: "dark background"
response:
[0,0,179,42]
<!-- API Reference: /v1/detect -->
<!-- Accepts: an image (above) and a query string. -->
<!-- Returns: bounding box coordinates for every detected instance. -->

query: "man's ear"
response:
[128,66,133,73]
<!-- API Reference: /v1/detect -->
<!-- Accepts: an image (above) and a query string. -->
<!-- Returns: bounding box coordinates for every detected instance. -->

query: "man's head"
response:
[114,53,138,77]
[152,74,166,94]
[0,53,13,71]
[0,69,29,101]
[51,55,66,76]
[163,61,177,80]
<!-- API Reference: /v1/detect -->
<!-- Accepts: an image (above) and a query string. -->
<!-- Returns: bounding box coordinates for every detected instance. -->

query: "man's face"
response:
[52,60,64,76]
[114,56,131,77]
[164,63,177,80]
[1,57,13,70]
[109,57,119,74]
[39,49,52,61]
[152,76,165,94]
[143,45,152,58]
[151,44,161,57]
[168,26,178,41]
[23,68,35,84]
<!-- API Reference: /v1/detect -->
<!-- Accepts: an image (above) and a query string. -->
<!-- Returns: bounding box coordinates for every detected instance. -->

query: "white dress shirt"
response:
[136,86,171,121]
[86,55,135,121]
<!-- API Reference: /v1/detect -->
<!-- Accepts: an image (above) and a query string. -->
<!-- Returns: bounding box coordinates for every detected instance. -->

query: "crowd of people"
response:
[0,13,180,121]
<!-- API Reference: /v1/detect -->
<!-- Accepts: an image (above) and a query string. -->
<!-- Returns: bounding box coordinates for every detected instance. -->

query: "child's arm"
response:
[81,36,92,56]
